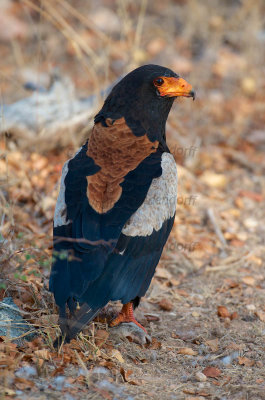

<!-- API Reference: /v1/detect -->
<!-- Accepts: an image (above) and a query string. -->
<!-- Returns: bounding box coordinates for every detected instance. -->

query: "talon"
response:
[109,302,147,333]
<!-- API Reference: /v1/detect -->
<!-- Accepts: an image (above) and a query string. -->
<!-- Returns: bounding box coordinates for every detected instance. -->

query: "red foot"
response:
[110,302,147,333]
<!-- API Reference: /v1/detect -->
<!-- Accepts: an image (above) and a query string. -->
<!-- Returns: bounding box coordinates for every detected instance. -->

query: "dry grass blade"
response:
[55,0,110,43]
[74,349,90,384]
[206,208,227,249]
[43,0,101,64]
[21,0,101,83]
[132,0,148,53]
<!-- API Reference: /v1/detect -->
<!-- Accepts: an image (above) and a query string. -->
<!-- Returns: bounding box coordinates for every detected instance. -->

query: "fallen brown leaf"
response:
[95,329,109,347]
[230,311,239,320]
[239,190,263,202]
[183,389,210,397]
[99,360,116,370]
[197,393,211,398]
[145,314,160,322]
[183,389,196,395]
[145,337,161,350]
[195,371,207,382]
[175,289,189,297]
[34,349,50,360]
[200,171,227,188]
[255,310,265,322]
[217,305,230,318]
[224,279,240,289]
[120,367,132,382]
[178,347,198,356]
[51,366,65,377]
[238,356,255,366]
[110,349,124,363]
[120,367,143,385]
[202,366,221,378]
[93,386,112,400]
[230,239,245,247]
[212,380,221,386]
[242,276,256,286]
[159,298,173,311]
[0,385,16,396]
[14,377,35,390]
[155,268,172,279]
[205,338,219,352]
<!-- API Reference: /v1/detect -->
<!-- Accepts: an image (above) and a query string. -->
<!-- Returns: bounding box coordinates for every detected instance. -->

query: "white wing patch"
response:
[54,160,70,228]
[54,147,83,228]
[122,152,178,237]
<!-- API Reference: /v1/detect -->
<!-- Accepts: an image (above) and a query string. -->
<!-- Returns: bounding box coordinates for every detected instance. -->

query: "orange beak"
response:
[154,77,195,100]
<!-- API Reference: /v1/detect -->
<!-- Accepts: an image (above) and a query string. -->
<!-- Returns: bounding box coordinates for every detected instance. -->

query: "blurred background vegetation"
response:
[0,2,265,398]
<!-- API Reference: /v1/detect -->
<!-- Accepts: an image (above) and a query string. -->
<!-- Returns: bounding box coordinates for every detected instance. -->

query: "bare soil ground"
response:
[0,1,265,399]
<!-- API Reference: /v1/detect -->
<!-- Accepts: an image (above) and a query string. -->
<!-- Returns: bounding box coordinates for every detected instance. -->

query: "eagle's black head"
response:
[95,64,195,144]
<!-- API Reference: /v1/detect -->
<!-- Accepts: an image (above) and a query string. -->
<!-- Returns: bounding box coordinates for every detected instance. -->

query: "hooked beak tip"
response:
[190,90,196,101]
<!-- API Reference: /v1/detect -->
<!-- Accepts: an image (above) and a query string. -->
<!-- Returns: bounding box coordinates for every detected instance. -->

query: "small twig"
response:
[205,250,252,272]
[205,263,238,272]
[55,0,110,43]
[224,148,261,172]
[53,236,117,248]
[0,302,29,315]
[133,0,148,53]
[206,208,227,249]
[1,329,36,341]
[3,247,43,263]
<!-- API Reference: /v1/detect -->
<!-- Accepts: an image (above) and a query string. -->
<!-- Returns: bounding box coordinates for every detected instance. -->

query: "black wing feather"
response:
[50,144,163,307]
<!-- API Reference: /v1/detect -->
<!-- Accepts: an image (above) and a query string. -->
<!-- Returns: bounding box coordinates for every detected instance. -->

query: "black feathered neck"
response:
[95,65,178,145]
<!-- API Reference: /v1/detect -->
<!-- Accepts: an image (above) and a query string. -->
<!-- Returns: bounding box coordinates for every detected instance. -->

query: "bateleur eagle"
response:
[50,64,195,344]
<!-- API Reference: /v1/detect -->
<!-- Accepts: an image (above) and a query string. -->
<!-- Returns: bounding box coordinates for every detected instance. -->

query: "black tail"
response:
[66,303,101,341]
[54,303,101,348]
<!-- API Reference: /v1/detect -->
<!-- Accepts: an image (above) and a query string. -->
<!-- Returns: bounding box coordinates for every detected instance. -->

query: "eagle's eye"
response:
[154,78,164,86]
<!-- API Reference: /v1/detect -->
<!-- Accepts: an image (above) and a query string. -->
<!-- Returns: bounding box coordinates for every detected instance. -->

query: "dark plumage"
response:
[50,64,194,344]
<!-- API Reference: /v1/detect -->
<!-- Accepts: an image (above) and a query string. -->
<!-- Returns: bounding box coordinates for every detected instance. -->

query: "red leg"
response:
[110,302,147,333]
